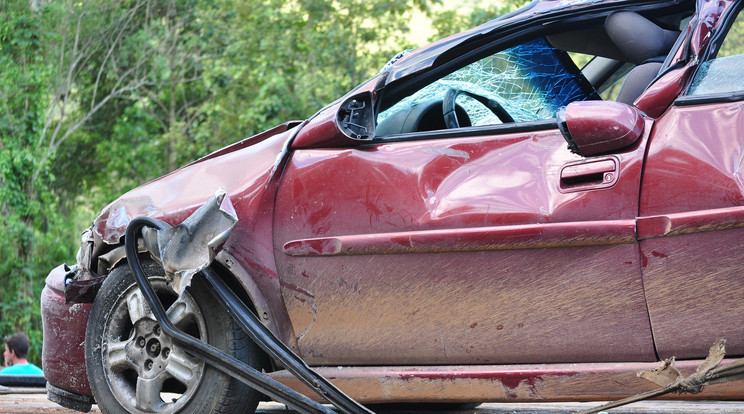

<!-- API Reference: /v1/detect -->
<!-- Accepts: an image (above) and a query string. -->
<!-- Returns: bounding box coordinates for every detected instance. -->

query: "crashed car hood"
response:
[94,122,300,244]
[385,0,670,84]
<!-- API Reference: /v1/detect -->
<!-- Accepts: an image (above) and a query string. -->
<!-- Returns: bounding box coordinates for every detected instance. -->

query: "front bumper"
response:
[41,264,92,397]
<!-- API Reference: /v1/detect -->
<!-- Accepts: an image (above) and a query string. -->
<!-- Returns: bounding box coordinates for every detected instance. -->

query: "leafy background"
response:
[0,0,526,366]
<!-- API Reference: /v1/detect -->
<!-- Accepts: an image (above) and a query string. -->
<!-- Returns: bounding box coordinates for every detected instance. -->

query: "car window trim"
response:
[675,91,744,106]
[369,119,558,144]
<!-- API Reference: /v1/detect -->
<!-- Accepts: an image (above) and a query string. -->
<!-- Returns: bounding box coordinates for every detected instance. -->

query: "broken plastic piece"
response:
[147,189,238,294]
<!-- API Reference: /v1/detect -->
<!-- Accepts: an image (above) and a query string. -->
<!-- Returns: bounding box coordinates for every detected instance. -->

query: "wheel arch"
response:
[89,242,296,370]
[212,251,299,355]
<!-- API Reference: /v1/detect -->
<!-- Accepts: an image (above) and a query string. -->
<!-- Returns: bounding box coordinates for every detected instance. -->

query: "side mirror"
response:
[556,101,644,157]
[337,92,375,141]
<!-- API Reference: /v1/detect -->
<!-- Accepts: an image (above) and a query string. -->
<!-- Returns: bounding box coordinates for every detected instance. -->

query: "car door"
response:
[639,1,744,360]
[273,34,656,367]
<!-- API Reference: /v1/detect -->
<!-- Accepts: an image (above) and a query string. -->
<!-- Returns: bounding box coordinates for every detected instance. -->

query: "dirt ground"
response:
[2,388,744,414]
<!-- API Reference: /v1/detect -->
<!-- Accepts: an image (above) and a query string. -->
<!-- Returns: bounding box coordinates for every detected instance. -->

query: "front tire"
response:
[85,261,261,413]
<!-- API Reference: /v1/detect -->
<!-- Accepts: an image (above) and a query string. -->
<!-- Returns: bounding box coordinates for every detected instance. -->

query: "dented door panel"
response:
[273,127,655,365]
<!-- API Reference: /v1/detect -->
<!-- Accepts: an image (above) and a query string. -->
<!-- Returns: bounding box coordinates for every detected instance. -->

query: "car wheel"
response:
[85,260,261,414]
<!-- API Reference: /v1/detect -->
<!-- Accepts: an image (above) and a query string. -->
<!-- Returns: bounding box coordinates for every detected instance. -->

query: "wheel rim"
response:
[103,279,207,413]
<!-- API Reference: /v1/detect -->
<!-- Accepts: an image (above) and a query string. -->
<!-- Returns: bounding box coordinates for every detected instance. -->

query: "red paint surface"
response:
[564,101,644,155]
[41,265,92,397]
[635,66,693,117]
[639,19,744,357]
[283,220,636,256]
[274,125,654,365]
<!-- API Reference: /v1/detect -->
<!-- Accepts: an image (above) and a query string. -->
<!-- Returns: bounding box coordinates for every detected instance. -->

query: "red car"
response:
[42,0,744,412]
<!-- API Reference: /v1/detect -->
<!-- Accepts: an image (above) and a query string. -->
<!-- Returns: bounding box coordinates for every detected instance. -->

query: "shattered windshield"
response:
[378,38,598,128]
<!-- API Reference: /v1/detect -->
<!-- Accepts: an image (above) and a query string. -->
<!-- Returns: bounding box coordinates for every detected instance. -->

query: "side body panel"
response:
[637,0,744,360]
[640,102,744,359]
[274,126,655,366]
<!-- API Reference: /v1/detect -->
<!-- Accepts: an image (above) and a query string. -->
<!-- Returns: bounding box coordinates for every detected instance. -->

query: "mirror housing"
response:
[337,92,375,141]
[557,101,644,157]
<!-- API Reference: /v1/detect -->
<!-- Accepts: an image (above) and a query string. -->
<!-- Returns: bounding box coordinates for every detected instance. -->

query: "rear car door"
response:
[639,1,744,360]
[274,33,656,366]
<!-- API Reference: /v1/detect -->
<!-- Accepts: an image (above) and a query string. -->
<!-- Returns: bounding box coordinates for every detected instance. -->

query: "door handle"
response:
[559,158,618,192]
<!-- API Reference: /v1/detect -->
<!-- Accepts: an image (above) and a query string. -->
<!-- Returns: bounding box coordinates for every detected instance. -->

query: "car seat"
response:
[605,11,680,105]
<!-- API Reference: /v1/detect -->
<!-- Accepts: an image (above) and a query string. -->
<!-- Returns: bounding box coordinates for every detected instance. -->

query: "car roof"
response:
[383,0,693,85]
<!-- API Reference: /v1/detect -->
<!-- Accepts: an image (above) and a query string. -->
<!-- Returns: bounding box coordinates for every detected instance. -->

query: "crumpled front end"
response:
[41,122,299,409]
[41,264,95,408]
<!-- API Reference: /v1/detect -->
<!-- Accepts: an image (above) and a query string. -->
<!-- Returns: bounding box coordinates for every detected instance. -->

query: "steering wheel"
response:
[442,88,514,128]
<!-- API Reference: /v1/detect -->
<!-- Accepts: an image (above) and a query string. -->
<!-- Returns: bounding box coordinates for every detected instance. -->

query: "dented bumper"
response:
[41,264,93,397]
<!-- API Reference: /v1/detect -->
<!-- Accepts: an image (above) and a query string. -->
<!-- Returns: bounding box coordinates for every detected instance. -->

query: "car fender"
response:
[82,123,301,342]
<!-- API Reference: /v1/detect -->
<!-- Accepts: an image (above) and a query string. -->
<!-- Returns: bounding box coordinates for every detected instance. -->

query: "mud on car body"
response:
[42,0,744,412]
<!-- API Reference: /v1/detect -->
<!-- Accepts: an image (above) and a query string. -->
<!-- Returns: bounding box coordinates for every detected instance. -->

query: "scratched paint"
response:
[267,361,744,403]
[640,91,744,360]
[274,125,654,365]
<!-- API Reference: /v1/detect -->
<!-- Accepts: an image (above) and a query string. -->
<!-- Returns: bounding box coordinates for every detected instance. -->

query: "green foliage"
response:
[0,0,62,365]
[194,0,435,145]
[429,1,530,39]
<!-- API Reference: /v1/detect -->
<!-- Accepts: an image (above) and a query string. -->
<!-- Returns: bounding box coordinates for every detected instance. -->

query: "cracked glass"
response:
[378,38,598,129]
[688,7,744,96]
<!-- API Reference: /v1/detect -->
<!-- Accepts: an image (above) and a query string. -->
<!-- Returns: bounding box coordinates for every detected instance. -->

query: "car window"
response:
[377,37,599,135]
[596,63,633,100]
[687,7,744,96]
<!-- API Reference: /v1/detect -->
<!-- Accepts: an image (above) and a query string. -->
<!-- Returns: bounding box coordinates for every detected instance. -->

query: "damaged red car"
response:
[41,0,744,412]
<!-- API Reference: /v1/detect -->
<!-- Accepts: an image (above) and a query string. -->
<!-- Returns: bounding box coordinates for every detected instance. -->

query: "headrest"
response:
[605,12,680,65]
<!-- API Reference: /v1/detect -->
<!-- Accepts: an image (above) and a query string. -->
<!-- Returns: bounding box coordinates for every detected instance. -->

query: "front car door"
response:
[271,4,682,367]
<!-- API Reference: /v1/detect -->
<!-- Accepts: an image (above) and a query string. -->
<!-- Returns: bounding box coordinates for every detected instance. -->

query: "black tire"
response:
[85,261,262,414]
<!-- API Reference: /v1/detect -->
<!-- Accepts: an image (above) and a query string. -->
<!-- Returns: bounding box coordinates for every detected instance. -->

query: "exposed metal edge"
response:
[283,220,637,257]
[268,360,744,404]
[637,206,744,240]
[125,217,337,414]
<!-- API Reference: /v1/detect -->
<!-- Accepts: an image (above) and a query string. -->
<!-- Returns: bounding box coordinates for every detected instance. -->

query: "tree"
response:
[0,0,213,363]
[429,0,530,40]
[0,0,58,364]
[194,0,436,145]
[49,0,214,208]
